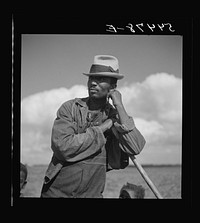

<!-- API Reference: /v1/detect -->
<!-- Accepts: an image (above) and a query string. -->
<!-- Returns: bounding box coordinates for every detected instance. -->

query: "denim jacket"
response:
[44,97,146,183]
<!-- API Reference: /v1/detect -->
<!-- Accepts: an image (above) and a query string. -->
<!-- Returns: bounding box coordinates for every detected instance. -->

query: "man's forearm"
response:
[115,103,130,125]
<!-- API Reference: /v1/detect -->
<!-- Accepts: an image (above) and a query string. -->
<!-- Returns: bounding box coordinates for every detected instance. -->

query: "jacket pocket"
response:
[106,133,129,170]
[52,163,83,197]
[44,156,64,184]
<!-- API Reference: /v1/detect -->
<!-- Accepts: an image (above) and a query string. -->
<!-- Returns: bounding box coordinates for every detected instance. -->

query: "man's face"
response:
[87,75,115,99]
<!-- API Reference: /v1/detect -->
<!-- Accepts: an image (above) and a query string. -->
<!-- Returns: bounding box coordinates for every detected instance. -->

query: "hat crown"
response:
[93,55,119,71]
[82,55,124,80]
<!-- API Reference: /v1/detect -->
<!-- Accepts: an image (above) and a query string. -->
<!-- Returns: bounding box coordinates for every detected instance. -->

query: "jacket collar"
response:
[74,97,89,107]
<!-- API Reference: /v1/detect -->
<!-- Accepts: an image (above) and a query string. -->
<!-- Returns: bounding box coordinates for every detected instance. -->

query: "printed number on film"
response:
[106,23,175,33]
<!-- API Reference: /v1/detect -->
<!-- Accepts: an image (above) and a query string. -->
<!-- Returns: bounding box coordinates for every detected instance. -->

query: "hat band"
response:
[89,64,119,74]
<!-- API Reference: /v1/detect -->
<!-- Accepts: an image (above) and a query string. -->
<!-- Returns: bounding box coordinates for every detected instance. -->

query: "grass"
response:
[22,165,181,199]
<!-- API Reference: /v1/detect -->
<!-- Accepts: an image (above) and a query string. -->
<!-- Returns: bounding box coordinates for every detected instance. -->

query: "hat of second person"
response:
[83,55,124,80]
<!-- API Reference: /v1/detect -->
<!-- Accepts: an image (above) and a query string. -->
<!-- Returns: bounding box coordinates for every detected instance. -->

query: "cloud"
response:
[119,73,182,156]
[120,73,182,123]
[21,85,88,126]
[21,73,182,165]
[21,85,88,165]
[21,126,53,165]
[133,118,165,144]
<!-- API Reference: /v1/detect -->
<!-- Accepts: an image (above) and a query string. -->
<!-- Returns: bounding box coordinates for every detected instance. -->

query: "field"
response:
[22,165,181,199]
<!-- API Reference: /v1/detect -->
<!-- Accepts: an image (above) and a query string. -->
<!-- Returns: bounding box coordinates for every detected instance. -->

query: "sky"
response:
[21,34,182,166]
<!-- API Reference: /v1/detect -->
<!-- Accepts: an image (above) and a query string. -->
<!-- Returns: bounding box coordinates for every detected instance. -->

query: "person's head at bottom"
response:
[20,163,28,196]
[119,182,145,199]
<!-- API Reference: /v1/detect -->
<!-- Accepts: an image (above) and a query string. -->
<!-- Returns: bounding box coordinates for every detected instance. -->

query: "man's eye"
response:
[90,77,105,82]
[98,77,106,82]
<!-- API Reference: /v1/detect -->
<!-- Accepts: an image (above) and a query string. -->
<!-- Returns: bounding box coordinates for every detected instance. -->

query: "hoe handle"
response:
[130,155,163,199]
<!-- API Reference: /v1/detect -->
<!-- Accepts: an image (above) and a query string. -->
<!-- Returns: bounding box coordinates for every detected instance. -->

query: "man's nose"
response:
[91,80,98,85]
[89,78,99,86]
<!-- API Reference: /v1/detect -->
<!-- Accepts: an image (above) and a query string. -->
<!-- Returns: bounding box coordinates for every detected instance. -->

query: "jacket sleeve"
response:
[51,101,106,162]
[111,116,146,156]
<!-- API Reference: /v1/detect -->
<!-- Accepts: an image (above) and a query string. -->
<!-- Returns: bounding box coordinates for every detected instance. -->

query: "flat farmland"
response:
[103,165,181,199]
[22,165,181,199]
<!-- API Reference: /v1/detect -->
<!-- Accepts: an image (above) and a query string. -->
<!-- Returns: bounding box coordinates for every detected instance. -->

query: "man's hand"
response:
[99,119,113,133]
[108,89,130,125]
[107,89,123,107]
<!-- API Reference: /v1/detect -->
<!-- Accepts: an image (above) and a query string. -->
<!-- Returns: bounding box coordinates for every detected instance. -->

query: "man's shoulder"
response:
[61,98,76,107]
[60,97,88,110]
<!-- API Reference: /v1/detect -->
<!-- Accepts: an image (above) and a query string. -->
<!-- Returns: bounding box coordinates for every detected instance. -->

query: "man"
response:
[20,163,28,197]
[40,55,146,198]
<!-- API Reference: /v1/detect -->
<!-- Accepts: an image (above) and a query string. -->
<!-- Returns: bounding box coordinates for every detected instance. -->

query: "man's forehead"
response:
[88,75,116,83]
[89,75,111,79]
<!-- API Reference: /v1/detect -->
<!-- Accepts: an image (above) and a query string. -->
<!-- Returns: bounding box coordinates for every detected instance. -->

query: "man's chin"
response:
[89,94,106,100]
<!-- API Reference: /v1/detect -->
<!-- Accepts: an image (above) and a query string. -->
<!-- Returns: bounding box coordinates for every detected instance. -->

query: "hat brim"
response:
[82,72,124,80]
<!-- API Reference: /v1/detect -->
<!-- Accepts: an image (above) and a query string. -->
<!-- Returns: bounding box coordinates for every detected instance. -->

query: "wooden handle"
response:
[130,155,163,199]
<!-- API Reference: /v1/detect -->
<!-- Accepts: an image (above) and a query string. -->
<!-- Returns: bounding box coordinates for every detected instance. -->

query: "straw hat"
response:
[83,55,124,80]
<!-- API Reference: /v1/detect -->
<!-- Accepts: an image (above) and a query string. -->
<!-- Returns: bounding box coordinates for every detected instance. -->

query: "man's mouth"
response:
[89,88,98,92]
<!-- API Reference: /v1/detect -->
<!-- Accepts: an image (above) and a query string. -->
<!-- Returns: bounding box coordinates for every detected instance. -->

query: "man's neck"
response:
[88,97,107,111]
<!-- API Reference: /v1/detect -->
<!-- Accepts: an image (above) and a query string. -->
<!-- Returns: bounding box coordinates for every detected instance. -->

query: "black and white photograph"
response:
[12,15,193,203]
